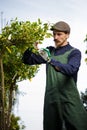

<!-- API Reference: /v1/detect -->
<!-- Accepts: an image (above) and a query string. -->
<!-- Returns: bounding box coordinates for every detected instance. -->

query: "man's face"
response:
[53,30,69,48]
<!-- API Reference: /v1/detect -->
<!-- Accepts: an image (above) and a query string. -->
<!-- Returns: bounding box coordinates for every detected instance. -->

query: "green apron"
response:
[43,50,87,130]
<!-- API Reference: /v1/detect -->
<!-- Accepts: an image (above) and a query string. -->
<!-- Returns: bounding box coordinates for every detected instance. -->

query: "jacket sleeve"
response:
[50,49,81,76]
[22,48,46,65]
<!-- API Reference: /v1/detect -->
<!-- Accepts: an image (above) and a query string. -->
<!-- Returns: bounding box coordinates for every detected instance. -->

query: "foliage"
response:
[84,35,87,63]
[0,18,52,81]
[81,89,87,111]
[81,36,87,111]
[10,114,25,130]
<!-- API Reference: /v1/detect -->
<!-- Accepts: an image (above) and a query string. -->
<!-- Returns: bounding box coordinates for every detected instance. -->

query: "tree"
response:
[80,36,87,111]
[0,18,52,130]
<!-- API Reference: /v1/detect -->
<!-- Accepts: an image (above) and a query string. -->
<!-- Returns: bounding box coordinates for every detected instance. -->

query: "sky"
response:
[1,0,87,130]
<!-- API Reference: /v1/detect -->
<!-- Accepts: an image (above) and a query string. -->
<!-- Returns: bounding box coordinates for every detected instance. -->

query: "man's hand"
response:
[39,48,51,62]
[33,42,39,50]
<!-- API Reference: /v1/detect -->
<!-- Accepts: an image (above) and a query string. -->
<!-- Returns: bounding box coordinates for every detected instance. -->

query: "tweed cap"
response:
[51,21,70,34]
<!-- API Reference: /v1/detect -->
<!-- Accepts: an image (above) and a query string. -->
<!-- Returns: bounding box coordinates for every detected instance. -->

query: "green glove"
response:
[39,48,51,62]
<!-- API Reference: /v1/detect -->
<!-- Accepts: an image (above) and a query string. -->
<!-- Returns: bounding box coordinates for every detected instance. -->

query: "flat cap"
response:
[51,21,70,34]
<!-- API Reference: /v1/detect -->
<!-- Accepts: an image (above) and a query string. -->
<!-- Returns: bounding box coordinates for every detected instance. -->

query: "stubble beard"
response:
[54,38,67,48]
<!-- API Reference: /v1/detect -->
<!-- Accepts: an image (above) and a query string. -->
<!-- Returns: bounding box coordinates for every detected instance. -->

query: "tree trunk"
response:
[6,74,18,130]
[6,85,13,130]
[0,58,5,130]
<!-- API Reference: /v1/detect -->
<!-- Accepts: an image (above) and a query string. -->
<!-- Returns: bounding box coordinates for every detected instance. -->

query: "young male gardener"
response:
[22,21,87,130]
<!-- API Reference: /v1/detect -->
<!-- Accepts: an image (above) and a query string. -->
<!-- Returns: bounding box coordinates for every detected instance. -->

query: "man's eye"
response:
[57,33,61,36]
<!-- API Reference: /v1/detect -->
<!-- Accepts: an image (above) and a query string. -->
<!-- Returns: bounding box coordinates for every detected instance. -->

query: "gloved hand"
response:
[39,48,51,62]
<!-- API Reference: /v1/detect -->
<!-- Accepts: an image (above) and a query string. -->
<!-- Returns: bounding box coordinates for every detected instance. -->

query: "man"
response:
[22,21,87,130]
